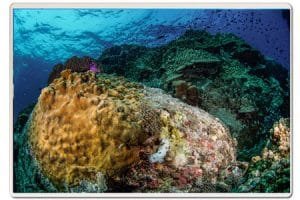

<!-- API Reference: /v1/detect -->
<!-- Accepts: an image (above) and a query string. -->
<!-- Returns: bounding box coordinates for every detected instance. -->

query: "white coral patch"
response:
[149,138,170,163]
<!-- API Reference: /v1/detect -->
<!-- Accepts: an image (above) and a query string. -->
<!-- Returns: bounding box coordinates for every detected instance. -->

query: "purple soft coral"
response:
[89,61,101,73]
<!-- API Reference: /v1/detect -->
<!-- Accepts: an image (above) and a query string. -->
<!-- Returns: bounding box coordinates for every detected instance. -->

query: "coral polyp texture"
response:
[27,69,237,191]
[29,70,145,186]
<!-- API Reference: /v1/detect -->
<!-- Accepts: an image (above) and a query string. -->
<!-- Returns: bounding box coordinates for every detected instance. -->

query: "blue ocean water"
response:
[13,8,290,122]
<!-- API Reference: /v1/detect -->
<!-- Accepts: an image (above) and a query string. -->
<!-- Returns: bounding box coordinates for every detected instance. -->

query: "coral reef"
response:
[100,45,149,76]
[99,45,164,87]
[15,30,290,193]
[237,118,290,192]
[13,104,35,133]
[23,70,239,192]
[161,48,221,80]
[97,30,289,160]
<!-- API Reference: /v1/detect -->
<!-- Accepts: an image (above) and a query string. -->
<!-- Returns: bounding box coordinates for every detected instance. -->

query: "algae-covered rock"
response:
[121,87,238,192]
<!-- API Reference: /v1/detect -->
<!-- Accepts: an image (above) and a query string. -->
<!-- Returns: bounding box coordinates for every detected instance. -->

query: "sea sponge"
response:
[29,69,146,186]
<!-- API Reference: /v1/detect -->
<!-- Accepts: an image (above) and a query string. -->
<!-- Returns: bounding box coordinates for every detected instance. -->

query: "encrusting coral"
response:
[27,69,239,191]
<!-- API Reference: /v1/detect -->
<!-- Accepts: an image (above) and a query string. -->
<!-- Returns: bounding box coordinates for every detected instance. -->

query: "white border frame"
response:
[9,2,293,198]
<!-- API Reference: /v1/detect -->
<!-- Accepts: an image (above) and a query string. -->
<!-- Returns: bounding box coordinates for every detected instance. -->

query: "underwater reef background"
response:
[13,9,290,122]
[13,9,290,193]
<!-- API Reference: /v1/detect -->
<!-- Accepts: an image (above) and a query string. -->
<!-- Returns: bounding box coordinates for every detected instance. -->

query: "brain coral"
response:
[28,70,237,191]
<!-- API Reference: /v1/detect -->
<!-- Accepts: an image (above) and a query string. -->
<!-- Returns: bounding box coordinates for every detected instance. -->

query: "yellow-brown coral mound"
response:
[29,69,146,186]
